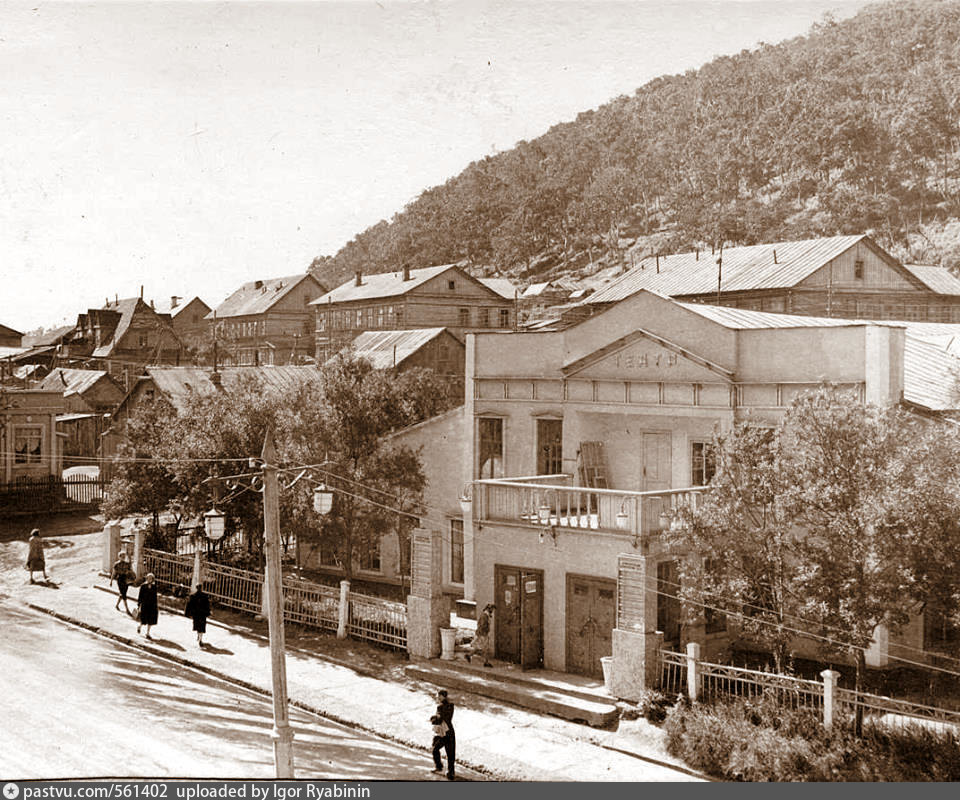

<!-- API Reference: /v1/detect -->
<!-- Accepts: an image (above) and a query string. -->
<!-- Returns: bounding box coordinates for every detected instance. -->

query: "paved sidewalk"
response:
[3,545,702,782]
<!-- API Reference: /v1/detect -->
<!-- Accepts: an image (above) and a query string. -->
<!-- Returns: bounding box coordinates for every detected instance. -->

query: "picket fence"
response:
[143,548,407,650]
[661,643,960,734]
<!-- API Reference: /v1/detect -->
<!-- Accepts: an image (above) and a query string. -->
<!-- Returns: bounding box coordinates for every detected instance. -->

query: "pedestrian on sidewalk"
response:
[465,604,494,667]
[110,551,135,615]
[184,584,211,647]
[435,688,456,780]
[429,714,449,776]
[25,529,47,583]
[136,573,159,639]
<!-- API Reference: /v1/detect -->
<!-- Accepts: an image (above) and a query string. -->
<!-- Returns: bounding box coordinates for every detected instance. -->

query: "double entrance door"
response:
[566,574,616,677]
[494,565,543,669]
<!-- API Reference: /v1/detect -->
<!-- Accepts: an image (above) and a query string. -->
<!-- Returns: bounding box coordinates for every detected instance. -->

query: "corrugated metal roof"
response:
[338,328,448,370]
[478,277,519,299]
[154,296,211,318]
[585,234,869,304]
[311,264,461,305]
[208,274,322,319]
[146,365,322,406]
[40,368,111,397]
[903,334,960,411]
[22,324,74,347]
[902,265,960,296]
[678,303,869,329]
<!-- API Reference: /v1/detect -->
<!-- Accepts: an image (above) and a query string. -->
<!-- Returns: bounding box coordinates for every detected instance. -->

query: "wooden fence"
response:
[143,549,406,650]
[0,474,106,512]
[661,642,960,734]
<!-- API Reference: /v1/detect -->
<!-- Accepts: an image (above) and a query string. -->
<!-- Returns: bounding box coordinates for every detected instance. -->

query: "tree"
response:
[670,386,960,690]
[666,424,801,672]
[308,354,430,579]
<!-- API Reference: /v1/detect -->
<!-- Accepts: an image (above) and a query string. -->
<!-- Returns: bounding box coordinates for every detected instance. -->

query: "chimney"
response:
[355,271,363,287]
[773,249,778,264]
[254,280,263,290]
[402,264,411,281]
[170,295,180,309]
[140,285,144,299]
[150,299,155,309]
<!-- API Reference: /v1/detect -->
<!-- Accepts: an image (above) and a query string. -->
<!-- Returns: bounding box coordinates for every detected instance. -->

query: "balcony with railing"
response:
[473,474,706,550]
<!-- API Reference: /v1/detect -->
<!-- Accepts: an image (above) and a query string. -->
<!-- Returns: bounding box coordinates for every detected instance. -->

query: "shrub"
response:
[636,689,673,723]
[664,696,960,781]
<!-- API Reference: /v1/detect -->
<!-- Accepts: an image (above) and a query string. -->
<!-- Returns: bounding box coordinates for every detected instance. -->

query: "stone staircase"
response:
[405,658,620,728]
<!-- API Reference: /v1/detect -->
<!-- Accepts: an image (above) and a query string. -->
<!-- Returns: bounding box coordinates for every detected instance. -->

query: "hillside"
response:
[309,0,960,291]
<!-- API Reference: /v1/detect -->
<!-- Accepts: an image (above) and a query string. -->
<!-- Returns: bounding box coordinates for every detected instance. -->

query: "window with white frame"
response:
[478,417,504,479]
[691,441,716,486]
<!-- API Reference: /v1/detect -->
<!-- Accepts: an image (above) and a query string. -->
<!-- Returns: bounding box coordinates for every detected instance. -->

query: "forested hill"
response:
[310,0,960,290]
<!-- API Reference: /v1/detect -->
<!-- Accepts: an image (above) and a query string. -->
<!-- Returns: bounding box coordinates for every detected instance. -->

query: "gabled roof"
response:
[311,263,506,305]
[153,296,211,318]
[341,328,452,370]
[478,277,519,300]
[91,298,142,358]
[521,281,572,298]
[902,265,960,296]
[208,274,323,319]
[40,368,116,397]
[0,323,23,339]
[312,264,458,305]
[585,234,876,305]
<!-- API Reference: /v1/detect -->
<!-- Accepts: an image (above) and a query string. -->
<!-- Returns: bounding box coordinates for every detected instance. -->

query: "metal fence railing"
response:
[698,660,825,712]
[659,649,688,695]
[662,642,960,734]
[348,591,408,650]
[836,688,960,733]
[142,548,406,650]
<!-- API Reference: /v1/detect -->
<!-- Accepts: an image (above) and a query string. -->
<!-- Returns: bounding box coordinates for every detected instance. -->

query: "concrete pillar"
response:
[102,522,122,573]
[132,527,145,581]
[821,669,840,730]
[406,528,447,658]
[337,579,350,639]
[686,641,701,702]
[609,553,662,701]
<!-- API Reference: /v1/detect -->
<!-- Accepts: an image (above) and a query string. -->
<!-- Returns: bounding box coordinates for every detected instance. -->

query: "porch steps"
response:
[405,659,620,728]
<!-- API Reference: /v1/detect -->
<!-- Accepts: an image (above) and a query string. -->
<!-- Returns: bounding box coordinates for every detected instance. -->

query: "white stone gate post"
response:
[406,528,448,658]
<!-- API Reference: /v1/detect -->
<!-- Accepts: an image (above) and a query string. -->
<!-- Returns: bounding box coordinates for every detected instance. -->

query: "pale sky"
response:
[1,0,866,333]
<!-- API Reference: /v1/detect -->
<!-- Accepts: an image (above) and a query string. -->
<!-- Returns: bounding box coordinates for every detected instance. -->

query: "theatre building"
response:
[408,289,960,682]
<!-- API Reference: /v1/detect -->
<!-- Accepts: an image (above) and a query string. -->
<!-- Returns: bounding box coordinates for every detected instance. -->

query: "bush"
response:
[664,695,960,781]
[636,689,673,723]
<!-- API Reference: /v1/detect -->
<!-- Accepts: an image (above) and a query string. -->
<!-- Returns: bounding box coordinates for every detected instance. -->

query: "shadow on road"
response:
[200,644,234,656]
[30,579,60,590]
[144,637,186,651]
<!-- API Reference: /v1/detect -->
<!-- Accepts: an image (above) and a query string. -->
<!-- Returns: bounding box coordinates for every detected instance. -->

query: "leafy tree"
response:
[670,387,960,692]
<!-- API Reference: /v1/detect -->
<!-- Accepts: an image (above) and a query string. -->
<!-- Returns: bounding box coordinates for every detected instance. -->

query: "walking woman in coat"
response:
[110,551,135,615]
[184,585,211,646]
[25,529,47,583]
[136,572,159,639]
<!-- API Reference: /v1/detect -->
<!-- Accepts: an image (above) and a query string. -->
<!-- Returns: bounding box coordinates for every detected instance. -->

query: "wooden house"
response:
[582,234,960,323]
[207,274,327,366]
[311,264,517,362]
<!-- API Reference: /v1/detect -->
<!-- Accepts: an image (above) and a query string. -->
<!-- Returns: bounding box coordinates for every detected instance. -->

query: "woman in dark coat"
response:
[25,529,47,583]
[136,572,159,639]
[110,552,135,615]
[184,585,211,646]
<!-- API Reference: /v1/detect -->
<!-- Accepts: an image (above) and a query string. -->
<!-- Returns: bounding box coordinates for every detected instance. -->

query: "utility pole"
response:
[261,429,295,778]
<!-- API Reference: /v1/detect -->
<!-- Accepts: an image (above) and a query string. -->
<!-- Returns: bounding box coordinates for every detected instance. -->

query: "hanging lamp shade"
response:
[204,508,226,541]
[313,484,334,515]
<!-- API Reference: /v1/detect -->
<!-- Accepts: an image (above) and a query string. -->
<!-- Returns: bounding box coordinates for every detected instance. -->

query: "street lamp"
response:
[204,508,225,541]
[313,484,333,515]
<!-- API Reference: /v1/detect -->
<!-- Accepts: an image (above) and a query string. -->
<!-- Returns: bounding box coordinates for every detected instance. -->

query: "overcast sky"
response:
[1,0,867,332]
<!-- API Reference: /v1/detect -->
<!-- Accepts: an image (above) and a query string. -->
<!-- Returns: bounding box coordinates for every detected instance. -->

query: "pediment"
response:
[562,329,733,382]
